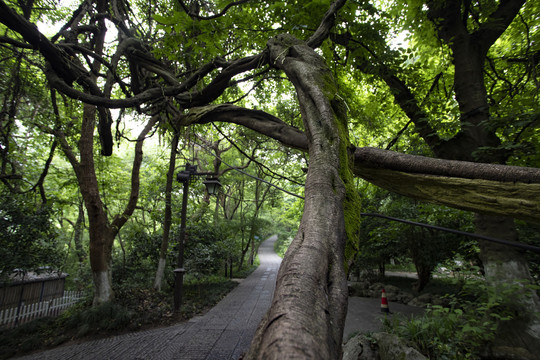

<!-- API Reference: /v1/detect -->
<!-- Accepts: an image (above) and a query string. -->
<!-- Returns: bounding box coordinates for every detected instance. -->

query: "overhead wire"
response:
[361,213,540,254]
[211,123,305,186]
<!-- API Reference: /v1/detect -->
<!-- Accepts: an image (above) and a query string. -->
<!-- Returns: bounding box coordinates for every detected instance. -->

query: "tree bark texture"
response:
[246,34,354,359]
[79,104,116,304]
[355,164,540,225]
[73,200,86,266]
[475,214,540,359]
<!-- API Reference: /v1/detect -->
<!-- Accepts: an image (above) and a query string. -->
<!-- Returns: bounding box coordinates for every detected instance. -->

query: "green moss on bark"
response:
[319,64,362,268]
[333,95,362,268]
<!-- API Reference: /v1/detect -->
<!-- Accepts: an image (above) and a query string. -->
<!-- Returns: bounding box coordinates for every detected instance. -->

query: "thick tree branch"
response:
[477,0,526,52]
[0,35,33,48]
[178,0,251,20]
[0,0,84,85]
[182,104,540,223]
[354,148,540,224]
[180,104,308,150]
[306,0,348,48]
[354,147,540,184]
[111,115,159,232]
[45,54,266,108]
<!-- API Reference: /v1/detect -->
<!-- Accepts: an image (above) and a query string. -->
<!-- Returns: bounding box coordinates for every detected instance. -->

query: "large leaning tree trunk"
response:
[246,33,361,359]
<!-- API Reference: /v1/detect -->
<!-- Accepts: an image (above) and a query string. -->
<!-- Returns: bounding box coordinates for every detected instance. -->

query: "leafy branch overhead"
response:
[1,0,539,357]
[1,0,538,222]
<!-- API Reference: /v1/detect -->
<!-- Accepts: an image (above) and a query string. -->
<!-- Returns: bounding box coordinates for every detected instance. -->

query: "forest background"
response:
[1,0,540,359]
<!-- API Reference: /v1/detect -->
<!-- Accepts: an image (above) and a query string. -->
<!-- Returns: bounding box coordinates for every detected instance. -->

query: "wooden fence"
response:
[0,290,85,328]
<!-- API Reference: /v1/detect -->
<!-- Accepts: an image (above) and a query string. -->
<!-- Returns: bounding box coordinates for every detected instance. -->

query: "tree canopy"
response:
[1,0,539,358]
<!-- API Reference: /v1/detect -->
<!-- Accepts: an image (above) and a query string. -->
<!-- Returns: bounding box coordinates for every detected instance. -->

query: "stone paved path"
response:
[14,235,281,360]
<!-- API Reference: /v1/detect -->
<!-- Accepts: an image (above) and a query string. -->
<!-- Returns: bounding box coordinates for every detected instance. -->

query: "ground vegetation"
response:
[0,0,539,358]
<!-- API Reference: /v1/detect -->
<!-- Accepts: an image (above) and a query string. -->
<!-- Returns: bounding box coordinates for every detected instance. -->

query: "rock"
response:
[368,282,385,297]
[358,280,371,289]
[348,281,371,297]
[396,292,415,304]
[373,332,428,360]
[408,293,432,307]
[431,295,447,306]
[484,345,539,360]
[342,333,379,360]
[382,285,401,300]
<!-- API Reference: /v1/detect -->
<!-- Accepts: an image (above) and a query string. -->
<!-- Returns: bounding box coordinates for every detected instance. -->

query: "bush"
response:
[274,235,293,258]
[62,302,134,337]
[0,195,61,276]
[383,280,518,359]
[172,223,230,277]
[112,229,162,288]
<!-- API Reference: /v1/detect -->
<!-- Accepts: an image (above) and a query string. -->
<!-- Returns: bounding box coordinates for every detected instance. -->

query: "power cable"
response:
[361,212,540,254]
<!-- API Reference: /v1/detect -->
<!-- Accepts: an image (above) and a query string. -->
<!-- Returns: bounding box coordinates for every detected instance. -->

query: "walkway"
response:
[15,235,282,360]
[343,297,424,340]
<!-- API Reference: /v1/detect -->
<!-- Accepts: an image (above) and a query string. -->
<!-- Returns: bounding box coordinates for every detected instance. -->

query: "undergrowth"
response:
[0,276,240,359]
[382,279,522,359]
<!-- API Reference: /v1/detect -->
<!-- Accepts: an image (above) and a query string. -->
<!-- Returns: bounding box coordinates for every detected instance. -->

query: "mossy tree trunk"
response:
[245,33,360,360]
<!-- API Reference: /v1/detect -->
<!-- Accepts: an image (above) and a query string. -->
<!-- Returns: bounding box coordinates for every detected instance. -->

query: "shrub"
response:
[172,224,229,277]
[62,302,134,337]
[383,280,518,359]
[0,195,61,276]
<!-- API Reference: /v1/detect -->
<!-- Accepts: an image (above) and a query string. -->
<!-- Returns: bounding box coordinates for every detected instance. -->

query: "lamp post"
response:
[174,163,221,312]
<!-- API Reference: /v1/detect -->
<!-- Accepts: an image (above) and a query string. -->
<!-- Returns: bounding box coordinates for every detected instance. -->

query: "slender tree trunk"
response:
[79,104,116,304]
[73,200,86,267]
[154,132,179,291]
[238,183,249,269]
[246,34,356,359]
[56,104,157,305]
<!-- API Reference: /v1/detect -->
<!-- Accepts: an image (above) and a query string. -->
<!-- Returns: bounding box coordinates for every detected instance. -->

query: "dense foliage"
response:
[0,0,539,357]
[0,194,61,276]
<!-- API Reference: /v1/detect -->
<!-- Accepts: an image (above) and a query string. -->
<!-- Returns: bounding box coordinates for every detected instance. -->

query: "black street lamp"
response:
[174,163,221,312]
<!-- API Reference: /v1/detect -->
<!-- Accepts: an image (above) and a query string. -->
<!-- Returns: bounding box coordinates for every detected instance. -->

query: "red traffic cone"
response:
[381,288,390,313]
